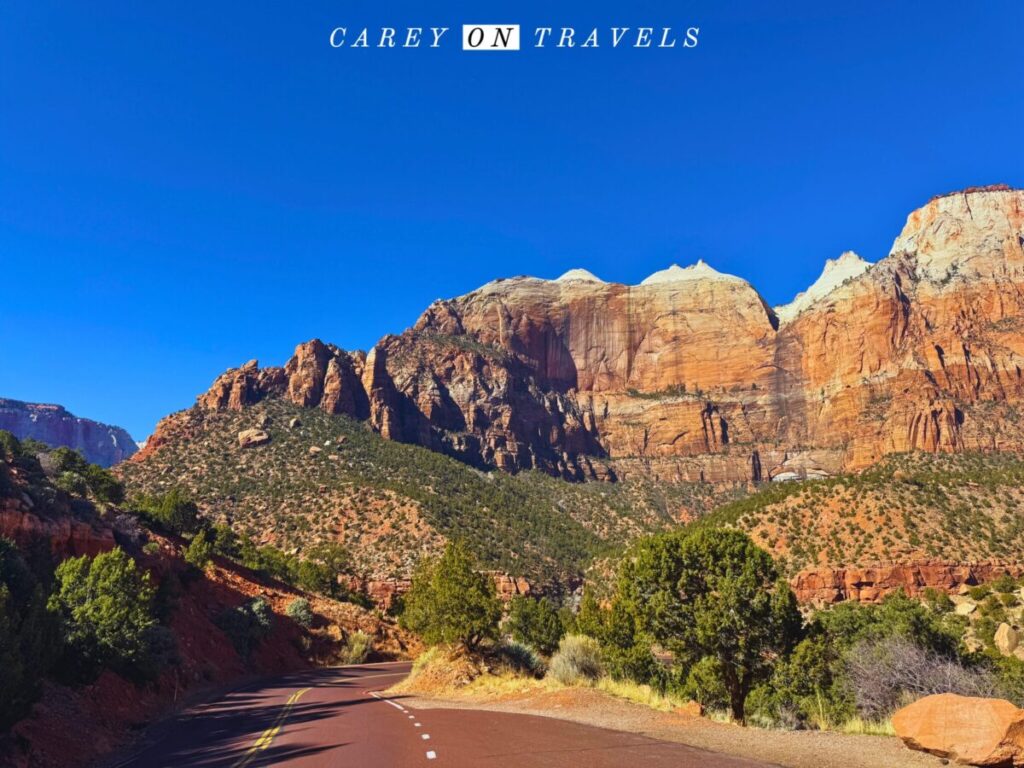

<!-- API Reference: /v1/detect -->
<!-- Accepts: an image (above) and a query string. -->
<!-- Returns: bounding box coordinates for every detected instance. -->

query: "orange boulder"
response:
[893,693,1024,766]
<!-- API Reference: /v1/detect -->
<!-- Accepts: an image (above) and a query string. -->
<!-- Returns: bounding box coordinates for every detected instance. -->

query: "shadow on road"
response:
[119,666,405,768]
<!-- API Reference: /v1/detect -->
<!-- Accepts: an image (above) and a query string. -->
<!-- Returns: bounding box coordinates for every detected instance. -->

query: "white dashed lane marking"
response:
[370,690,438,760]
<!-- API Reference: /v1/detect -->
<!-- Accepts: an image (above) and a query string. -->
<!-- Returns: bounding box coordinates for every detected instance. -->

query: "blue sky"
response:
[2,1,1023,440]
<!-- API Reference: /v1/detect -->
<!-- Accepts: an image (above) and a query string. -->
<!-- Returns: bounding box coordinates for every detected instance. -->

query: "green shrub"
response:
[506,596,564,656]
[496,640,546,677]
[340,630,372,664]
[135,489,200,536]
[216,598,274,658]
[400,542,501,649]
[922,588,954,614]
[992,574,1018,594]
[548,634,603,685]
[969,585,992,601]
[184,530,213,569]
[681,656,729,711]
[47,547,163,682]
[286,598,314,628]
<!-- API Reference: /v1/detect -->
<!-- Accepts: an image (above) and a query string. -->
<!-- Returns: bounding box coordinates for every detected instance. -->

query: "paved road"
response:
[113,662,775,767]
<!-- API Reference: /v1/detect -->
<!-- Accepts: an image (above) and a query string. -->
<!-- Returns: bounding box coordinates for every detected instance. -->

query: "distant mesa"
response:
[0,398,137,467]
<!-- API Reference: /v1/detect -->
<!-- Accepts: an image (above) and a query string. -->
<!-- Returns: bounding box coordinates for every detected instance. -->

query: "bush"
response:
[340,631,373,664]
[992,574,1019,594]
[400,542,501,649]
[506,596,563,656]
[183,530,213,569]
[680,656,729,711]
[286,598,314,628]
[48,547,163,682]
[217,598,274,658]
[548,634,603,685]
[495,640,546,677]
[49,448,123,504]
[846,636,994,719]
[135,490,200,536]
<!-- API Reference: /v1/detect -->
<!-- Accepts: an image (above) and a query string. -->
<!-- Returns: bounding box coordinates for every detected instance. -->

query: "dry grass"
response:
[838,716,896,736]
[594,678,691,712]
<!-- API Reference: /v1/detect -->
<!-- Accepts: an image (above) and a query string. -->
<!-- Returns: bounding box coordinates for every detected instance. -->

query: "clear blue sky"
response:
[2,2,1022,440]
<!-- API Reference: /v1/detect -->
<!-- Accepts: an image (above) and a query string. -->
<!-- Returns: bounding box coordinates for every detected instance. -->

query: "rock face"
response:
[146,186,1024,482]
[791,561,1024,604]
[893,693,1024,766]
[0,398,137,467]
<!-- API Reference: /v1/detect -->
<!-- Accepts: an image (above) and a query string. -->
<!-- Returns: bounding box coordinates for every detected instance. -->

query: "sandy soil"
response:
[399,686,945,768]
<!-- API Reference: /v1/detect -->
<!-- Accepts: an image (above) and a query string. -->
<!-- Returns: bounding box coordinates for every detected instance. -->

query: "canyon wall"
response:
[142,186,1024,483]
[0,398,138,467]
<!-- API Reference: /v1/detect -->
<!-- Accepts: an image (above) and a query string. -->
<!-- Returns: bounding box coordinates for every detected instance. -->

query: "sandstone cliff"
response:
[0,398,137,467]
[147,186,1024,483]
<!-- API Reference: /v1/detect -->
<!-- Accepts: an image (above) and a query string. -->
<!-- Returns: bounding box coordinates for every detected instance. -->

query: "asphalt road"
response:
[112,662,775,767]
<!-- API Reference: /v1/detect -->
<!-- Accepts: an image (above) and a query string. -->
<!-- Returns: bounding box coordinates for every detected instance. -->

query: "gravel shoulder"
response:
[398,686,944,768]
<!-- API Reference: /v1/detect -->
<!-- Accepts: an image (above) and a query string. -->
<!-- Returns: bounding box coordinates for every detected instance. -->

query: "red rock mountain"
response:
[143,186,1024,483]
[0,398,137,467]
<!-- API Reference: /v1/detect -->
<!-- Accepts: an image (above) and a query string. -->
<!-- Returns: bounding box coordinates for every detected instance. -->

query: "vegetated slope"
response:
[119,399,742,583]
[699,451,1024,577]
[0,431,413,768]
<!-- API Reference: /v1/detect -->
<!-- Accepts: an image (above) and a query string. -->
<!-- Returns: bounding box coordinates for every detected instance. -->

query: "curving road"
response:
[111,662,775,767]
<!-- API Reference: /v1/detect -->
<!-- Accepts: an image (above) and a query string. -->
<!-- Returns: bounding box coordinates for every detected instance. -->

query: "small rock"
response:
[289,417,302,429]
[309,446,322,455]
[237,429,271,448]
[996,623,1019,656]
[958,584,973,596]
[257,414,271,428]
[337,435,348,444]
[955,601,977,616]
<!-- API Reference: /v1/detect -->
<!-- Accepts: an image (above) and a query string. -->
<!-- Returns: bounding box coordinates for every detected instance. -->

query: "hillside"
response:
[119,399,742,583]
[0,431,412,767]
[696,451,1024,598]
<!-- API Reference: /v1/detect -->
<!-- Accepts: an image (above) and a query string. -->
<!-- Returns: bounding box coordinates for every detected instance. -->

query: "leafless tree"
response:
[847,636,994,719]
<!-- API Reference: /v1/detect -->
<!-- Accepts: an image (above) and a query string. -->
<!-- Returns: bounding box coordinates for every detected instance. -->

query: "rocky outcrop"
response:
[791,561,1024,604]
[0,399,137,467]
[893,693,1024,766]
[341,572,530,610]
[237,429,270,448]
[0,496,114,558]
[146,186,1024,482]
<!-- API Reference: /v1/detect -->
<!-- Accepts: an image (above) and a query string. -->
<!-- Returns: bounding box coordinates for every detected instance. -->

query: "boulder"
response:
[237,429,270,448]
[996,624,1020,657]
[893,693,1024,766]
[956,601,978,616]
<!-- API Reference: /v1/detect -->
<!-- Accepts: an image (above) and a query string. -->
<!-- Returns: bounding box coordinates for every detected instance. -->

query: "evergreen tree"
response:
[400,541,501,649]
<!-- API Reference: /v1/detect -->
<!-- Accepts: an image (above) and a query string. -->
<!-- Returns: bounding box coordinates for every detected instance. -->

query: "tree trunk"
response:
[723,665,749,725]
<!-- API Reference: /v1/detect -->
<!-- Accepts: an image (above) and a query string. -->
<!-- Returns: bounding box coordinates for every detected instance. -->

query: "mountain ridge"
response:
[140,185,1024,485]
